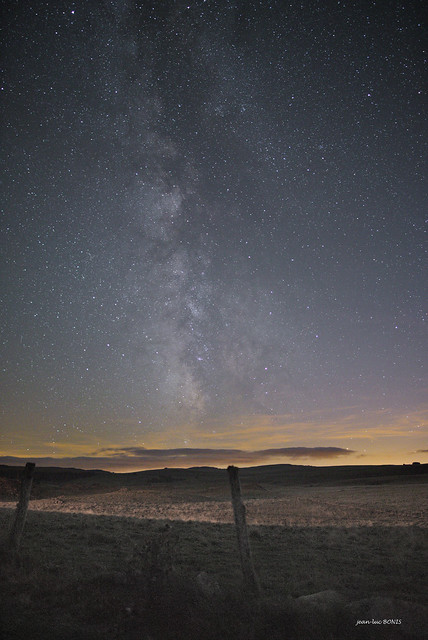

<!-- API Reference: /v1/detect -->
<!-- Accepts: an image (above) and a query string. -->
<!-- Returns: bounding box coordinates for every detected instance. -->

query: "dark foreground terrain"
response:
[1,463,427,639]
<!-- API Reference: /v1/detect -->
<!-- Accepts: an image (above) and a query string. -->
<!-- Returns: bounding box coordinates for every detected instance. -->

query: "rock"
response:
[289,590,348,639]
[294,589,346,612]
[195,571,221,596]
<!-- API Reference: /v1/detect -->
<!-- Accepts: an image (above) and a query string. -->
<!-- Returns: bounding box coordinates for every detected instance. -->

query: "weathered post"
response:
[8,462,36,554]
[227,465,260,598]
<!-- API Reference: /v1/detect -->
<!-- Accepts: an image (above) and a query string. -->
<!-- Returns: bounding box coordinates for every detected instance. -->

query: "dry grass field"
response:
[2,481,425,527]
[0,464,427,639]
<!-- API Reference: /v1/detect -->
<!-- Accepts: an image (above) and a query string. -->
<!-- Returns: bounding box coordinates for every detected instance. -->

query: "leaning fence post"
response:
[227,465,260,598]
[8,462,36,554]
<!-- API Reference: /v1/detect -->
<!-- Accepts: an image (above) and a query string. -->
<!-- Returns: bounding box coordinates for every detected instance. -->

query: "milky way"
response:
[1,0,426,467]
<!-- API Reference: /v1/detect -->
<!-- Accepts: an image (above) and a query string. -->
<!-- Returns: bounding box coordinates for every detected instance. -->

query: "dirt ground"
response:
[1,481,426,526]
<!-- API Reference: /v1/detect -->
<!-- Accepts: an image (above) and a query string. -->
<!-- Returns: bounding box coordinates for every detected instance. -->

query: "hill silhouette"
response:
[0,462,426,500]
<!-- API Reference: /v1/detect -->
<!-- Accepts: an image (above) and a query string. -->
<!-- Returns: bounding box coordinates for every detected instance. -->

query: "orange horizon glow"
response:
[2,403,426,472]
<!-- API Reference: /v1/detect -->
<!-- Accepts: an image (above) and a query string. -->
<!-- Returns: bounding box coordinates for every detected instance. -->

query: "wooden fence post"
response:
[8,462,36,554]
[227,465,260,598]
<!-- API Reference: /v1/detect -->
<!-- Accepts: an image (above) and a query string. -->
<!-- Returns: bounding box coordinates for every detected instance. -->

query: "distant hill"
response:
[0,464,109,482]
[0,462,426,500]
[120,462,428,487]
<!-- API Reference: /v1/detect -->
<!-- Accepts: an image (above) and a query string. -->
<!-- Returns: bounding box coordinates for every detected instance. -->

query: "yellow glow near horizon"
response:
[1,403,426,470]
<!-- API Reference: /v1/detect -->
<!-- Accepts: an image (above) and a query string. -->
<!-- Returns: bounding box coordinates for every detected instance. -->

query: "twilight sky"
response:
[1,0,426,472]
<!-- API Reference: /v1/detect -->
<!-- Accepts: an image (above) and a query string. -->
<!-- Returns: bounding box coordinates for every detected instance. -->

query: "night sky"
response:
[1,0,426,471]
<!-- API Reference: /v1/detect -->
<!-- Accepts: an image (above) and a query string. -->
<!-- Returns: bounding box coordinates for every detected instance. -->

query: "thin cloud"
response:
[98,446,354,460]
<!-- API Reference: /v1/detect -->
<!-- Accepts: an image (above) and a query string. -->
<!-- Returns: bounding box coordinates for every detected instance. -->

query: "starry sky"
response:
[1,0,426,472]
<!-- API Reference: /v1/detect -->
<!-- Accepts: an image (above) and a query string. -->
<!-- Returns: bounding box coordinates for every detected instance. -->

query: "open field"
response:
[1,464,427,639]
[1,482,427,527]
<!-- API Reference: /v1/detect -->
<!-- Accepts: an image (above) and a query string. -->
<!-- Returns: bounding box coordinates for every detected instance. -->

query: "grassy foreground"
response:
[1,507,427,640]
